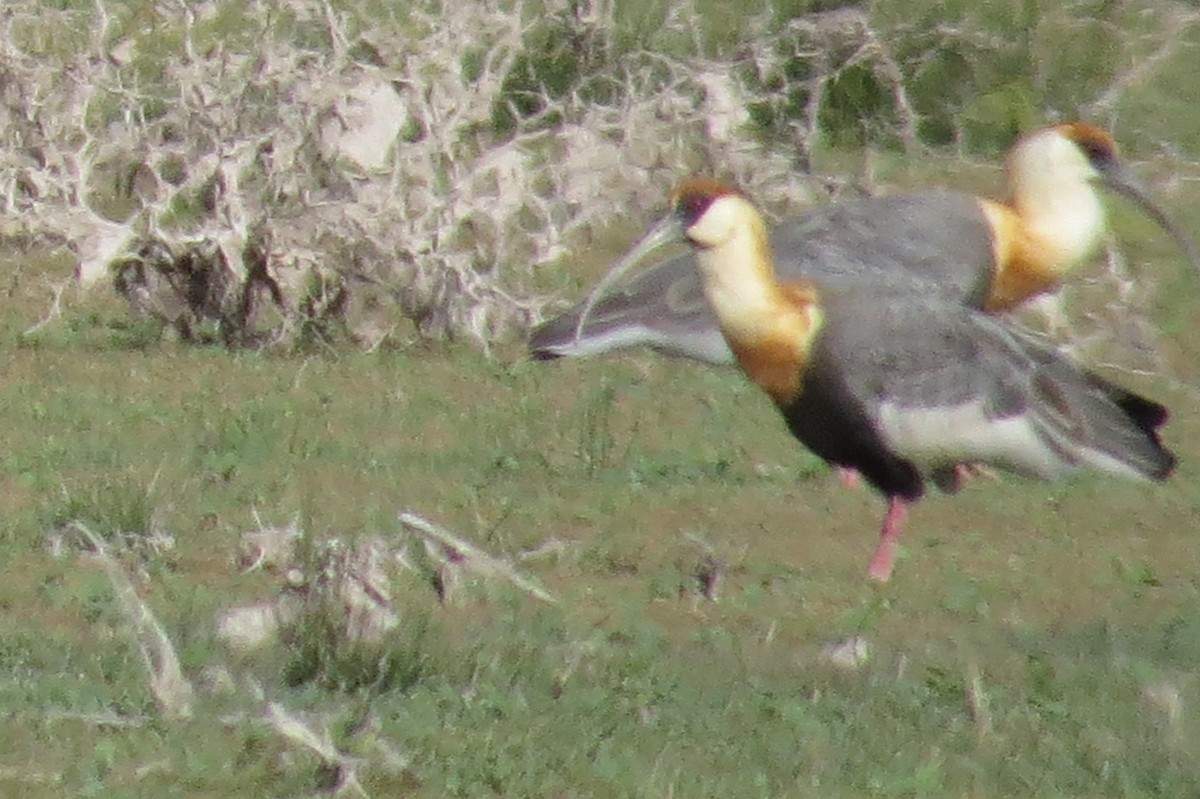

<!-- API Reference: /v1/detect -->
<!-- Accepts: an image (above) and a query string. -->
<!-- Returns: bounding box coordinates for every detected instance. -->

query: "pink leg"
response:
[867,497,908,582]
[835,466,861,490]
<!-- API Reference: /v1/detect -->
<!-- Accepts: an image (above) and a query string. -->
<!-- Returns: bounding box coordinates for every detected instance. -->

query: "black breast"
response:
[780,343,925,502]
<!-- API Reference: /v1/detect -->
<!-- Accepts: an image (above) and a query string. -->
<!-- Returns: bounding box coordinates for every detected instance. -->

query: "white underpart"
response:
[1008,128,1107,267]
[876,400,1149,482]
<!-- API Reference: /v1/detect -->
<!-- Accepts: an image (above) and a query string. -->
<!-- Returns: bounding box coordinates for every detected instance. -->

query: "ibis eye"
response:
[1081,140,1114,169]
[676,193,713,228]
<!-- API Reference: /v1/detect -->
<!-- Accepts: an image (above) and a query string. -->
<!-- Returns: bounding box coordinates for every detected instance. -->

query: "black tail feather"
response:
[1086,373,1176,480]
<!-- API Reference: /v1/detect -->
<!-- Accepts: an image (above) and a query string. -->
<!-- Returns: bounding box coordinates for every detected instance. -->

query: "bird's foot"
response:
[867,540,895,582]
[867,497,909,582]
[835,466,861,490]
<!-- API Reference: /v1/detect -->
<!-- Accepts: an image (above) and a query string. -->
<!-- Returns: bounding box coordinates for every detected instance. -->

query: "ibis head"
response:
[572,179,748,346]
[575,179,789,353]
[1006,122,1197,277]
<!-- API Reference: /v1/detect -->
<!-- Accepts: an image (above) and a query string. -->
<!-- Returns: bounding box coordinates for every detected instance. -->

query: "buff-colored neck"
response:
[1006,127,1107,273]
[980,128,1110,311]
[687,195,823,404]
[691,198,790,341]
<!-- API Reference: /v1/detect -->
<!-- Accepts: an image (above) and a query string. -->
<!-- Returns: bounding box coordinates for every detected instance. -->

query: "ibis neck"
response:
[693,214,795,345]
[1007,148,1106,271]
[691,208,821,406]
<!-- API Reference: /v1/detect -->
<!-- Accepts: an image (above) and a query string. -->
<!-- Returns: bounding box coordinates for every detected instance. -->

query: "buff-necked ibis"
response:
[529,122,1197,362]
[585,177,1176,581]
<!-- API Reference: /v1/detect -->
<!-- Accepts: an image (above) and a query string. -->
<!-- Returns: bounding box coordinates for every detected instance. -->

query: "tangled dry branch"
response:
[0,0,932,350]
[72,521,194,720]
[0,0,1195,352]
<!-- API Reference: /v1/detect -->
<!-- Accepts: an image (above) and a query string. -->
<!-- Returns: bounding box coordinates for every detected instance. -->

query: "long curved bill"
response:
[573,212,685,346]
[1099,162,1200,276]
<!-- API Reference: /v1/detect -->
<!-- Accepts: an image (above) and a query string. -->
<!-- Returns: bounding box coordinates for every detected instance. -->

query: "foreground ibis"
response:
[586,177,1176,581]
[530,122,1197,363]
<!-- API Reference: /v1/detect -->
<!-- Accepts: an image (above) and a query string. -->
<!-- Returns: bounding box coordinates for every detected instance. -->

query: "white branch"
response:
[262,701,370,798]
[398,510,557,604]
[72,521,194,720]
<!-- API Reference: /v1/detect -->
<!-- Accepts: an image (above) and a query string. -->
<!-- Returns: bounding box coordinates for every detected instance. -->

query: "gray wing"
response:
[770,191,995,302]
[814,288,1174,483]
[530,191,996,362]
[529,246,730,363]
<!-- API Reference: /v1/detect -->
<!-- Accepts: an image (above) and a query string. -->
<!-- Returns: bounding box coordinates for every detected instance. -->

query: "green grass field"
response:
[3,0,1200,790]
[3,164,1200,797]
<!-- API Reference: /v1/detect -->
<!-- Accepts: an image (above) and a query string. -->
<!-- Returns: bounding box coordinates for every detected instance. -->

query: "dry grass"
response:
[3,0,1192,354]
[0,1,1199,796]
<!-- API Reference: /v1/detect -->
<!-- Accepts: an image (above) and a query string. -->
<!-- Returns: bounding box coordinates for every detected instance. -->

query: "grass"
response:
[2,215,1200,796]
[3,15,1200,787]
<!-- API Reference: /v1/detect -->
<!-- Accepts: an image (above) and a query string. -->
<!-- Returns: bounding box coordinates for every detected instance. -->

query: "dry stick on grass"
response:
[397,510,557,605]
[30,708,149,728]
[683,532,723,602]
[964,660,992,741]
[262,700,369,798]
[21,279,71,337]
[1140,679,1185,749]
[71,521,194,720]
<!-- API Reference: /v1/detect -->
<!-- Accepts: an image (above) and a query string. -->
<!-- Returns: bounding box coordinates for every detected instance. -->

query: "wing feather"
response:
[812,289,1174,484]
[530,191,995,361]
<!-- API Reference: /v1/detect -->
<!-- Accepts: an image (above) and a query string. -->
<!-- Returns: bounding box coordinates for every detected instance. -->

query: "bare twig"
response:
[21,278,70,337]
[398,510,557,604]
[1086,6,1200,118]
[964,660,991,740]
[71,521,194,720]
[27,709,150,728]
[262,701,369,798]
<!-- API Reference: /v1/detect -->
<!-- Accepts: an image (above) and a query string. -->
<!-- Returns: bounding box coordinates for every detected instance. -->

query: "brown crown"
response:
[670,177,743,227]
[1053,121,1119,165]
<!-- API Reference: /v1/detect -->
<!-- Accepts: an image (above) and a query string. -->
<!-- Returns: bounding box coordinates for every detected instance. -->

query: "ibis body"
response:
[610,178,1176,581]
[531,123,1196,363]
